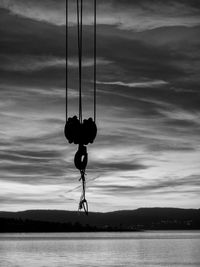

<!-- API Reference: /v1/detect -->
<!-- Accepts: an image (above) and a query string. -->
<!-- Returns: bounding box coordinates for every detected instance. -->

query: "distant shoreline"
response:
[1,208,200,232]
[1,229,200,234]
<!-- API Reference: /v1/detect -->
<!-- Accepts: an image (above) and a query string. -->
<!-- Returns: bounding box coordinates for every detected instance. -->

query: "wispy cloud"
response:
[97,80,168,88]
[0,0,66,25]
[0,55,65,72]
[68,0,200,31]
[68,57,112,68]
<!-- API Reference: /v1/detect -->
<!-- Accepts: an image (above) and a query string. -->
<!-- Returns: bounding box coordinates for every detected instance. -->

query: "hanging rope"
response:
[94,0,97,122]
[76,0,86,214]
[65,0,97,215]
[66,0,68,122]
[77,0,83,123]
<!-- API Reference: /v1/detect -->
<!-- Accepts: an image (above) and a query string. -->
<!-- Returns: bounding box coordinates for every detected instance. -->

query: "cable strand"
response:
[66,0,68,122]
[94,0,97,122]
[80,0,83,123]
[77,0,83,123]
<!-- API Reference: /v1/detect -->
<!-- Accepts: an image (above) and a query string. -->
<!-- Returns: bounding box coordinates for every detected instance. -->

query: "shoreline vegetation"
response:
[0,208,200,232]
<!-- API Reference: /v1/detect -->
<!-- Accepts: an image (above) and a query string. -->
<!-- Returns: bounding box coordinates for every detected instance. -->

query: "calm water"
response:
[0,231,200,267]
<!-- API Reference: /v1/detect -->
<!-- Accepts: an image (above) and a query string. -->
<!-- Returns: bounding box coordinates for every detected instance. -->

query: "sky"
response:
[0,0,200,212]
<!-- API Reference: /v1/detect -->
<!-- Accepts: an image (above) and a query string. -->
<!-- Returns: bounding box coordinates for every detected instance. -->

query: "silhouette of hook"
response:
[74,145,88,171]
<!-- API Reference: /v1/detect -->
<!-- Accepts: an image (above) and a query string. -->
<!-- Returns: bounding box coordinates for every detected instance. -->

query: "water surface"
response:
[0,231,200,267]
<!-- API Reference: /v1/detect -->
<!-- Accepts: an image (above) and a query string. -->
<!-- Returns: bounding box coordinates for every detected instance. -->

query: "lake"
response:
[0,231,200,267]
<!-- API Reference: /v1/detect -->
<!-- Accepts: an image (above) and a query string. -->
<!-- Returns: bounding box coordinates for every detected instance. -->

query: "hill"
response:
[0,208,200,232]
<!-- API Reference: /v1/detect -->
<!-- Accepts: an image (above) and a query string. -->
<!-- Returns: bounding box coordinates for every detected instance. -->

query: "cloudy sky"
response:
[0,0,200,212]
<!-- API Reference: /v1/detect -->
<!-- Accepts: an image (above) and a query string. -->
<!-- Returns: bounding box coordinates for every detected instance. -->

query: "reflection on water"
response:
[0,231,200,267]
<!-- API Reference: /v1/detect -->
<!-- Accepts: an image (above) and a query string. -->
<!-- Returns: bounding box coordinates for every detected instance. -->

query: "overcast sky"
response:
[0,0,200,212]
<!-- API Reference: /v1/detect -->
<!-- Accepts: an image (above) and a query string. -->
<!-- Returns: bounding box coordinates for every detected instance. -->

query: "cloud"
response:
[0,55,65,72]
[68,57,112,68]
[91,174,200,195]
[97,80,168,88]
[1,0,200,30]
[0,0,66,25]
[0,8,65,57]
[68,0,200,31]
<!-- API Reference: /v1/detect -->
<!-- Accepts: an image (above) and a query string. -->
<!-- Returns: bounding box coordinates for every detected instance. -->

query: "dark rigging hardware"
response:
[65,0,97,215]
